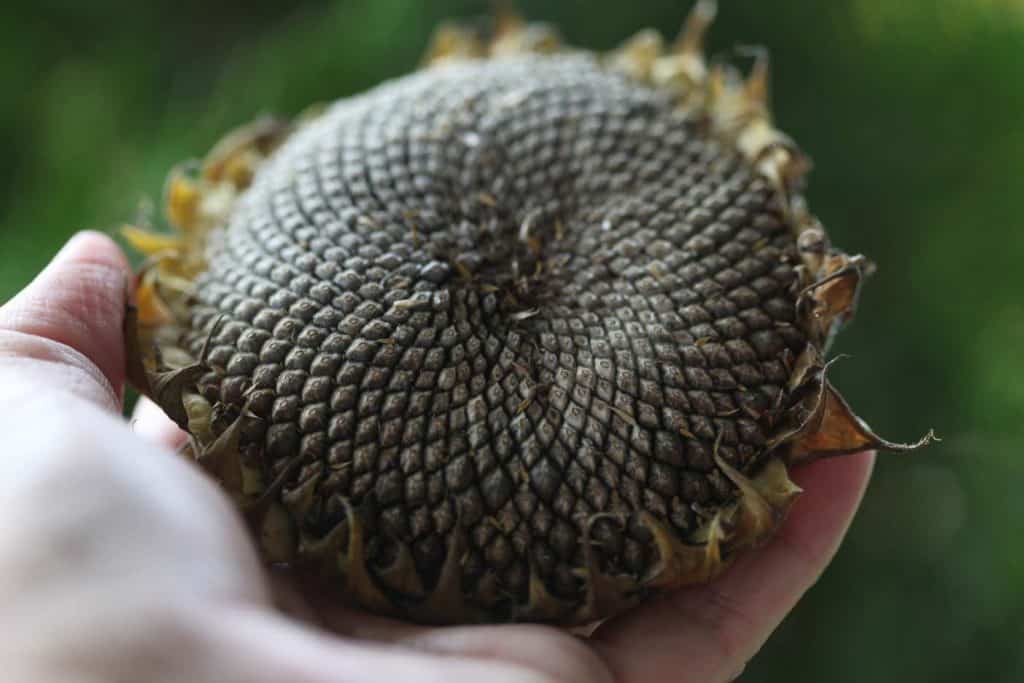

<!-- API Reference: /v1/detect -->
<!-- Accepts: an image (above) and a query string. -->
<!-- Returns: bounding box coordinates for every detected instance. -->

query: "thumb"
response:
[0,231,131,411]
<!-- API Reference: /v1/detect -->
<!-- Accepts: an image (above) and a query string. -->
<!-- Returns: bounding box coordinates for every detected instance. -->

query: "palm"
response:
[137,394,872,683]
[0,233,873,683]
[328,457,873,683]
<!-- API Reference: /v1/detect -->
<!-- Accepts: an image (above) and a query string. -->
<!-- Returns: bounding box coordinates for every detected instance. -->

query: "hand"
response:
[0,232,874,682]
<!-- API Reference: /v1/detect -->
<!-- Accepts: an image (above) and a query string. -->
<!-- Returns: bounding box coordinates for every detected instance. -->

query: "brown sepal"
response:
[123,303,152,396]
[376,540,427,599]
[769,342,935,464]
[408,511,481,623]
[259,502,297,565]
[182,393,215,446]
[202,116,291,187]
[713,456,779,549]
[196,407,251,495]
[145,315,226,428]
[797,255,869,347]
[335,499,394,614]
[786,381,938,464]
[750,458,803,513]
[573,514,642,623]
[148,364,206,429]
[640,510,727,590]
[673,0,717,56]
[513,555,574,622]
[281,468,323,523]
[422,23,487,66]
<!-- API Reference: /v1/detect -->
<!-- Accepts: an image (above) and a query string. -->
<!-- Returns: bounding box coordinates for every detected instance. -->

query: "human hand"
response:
[0,232,873,682]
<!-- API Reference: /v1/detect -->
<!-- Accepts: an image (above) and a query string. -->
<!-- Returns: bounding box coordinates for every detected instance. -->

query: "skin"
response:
[0,231,874,683]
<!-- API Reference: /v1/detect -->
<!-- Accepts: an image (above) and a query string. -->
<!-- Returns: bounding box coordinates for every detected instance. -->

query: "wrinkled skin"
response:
[0,231,872,681]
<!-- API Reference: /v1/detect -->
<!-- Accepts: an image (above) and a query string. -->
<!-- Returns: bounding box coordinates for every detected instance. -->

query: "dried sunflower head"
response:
[124,0,933,625]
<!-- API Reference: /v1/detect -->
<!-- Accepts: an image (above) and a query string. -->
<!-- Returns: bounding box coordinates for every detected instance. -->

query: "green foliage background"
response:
[1,1,1021,679]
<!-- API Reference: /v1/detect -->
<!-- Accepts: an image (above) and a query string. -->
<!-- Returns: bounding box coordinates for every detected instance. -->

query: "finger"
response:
[276,572,427,641]
[0,231,130,410]
[131,396,188,450]
[397,625,615,683]
[272,573,612,683]
[209,606,562,683]
[590,452,875,683]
